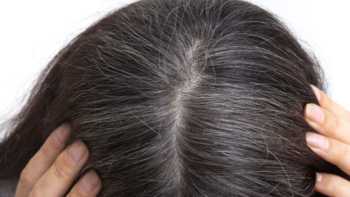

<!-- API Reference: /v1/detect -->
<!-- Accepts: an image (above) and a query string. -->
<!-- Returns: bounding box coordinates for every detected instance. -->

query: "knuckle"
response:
[39,142,53,158]
[52,155,74,180]
[333,143,347,161]
[324,112,339,134]
[340,143,350,158]
[39,137,61,158]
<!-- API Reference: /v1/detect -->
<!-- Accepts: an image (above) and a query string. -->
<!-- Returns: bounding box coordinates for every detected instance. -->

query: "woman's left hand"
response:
[305,85,350,196]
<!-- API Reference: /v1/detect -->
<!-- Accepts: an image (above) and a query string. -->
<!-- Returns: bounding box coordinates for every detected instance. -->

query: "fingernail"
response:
[311,84,321,101]
[306,132,329,151]
[67,140,87,163]
[80,170,101,193]
[316,172,322,183]
[53,124,71,144]
[305,104,324,124]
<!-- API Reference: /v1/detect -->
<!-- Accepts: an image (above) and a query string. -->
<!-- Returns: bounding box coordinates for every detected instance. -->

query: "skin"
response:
[15,124,102,197]
[13,84,349,196]
[305,85,350,196]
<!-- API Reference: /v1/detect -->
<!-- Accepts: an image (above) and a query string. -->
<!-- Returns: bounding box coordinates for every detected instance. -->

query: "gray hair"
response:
[0,0,347,196]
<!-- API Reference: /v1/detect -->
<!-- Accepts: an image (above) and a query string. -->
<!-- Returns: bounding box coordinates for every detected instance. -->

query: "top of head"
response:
[1,0,340,196]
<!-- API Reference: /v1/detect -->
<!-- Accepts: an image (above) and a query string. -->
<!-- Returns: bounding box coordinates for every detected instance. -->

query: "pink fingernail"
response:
[55,124,71,143]
[305,104,325,124]
[81,170,101,193]
[306,132,329,151]
[67,140,88,163]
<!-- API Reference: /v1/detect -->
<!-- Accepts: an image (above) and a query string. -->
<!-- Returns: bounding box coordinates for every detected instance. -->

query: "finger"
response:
[311,84,350,120]
[67,170,102,197]
[306,132,350,175]
[15,124,71,197]
[314,172,350,196]
[305,103,350,144]
[29,140,89,197]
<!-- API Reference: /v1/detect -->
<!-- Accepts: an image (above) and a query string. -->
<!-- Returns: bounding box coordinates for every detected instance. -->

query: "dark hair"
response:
[0,0,347,196]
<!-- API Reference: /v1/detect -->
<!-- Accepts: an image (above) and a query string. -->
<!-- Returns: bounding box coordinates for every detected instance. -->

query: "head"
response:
[0,0,347,196]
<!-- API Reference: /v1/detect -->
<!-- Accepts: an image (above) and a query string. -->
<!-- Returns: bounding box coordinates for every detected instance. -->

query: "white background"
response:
[0,1,349,138]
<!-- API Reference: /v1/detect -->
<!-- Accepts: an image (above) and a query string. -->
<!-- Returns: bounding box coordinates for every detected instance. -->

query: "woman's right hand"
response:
[15,124,101,197]
[305,85,350,196]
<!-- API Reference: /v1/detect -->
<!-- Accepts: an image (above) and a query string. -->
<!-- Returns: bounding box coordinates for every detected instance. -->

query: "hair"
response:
[0,0,348,196]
